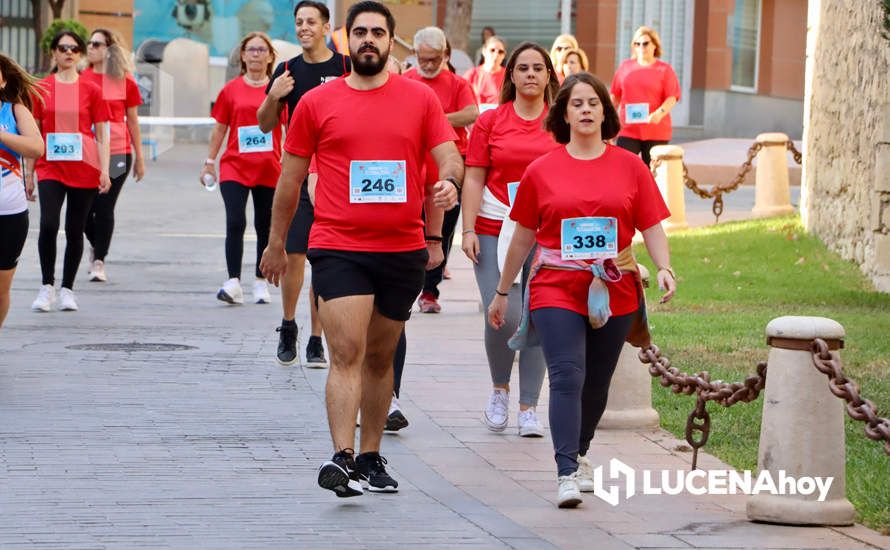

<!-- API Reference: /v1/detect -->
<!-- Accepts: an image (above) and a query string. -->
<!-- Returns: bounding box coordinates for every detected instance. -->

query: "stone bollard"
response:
[649,145,688,232]
[746,316,855,526]
[601,266,660,429]
[751,133,795,218]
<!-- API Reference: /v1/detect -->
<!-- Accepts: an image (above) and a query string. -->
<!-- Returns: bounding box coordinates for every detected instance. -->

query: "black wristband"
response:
[495,289,509,297]
[444,176,462,193]
[425,235,443,242]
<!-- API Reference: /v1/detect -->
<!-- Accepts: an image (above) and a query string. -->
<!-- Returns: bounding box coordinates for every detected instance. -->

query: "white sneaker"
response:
[217,277,243,304]
[557,472,582,508]
[31,284,56,312]
[253,279,271,304]
[517,408,545,437]
[482,389,509,432]
[89,259,107,282]
[58,288,78,311]
[576,456,595,492]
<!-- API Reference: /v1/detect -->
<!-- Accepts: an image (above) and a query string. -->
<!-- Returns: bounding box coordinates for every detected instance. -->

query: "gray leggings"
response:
[473,234,546,407]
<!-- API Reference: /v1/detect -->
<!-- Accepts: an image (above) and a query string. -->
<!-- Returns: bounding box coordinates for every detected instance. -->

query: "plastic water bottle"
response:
[202,172,217,192]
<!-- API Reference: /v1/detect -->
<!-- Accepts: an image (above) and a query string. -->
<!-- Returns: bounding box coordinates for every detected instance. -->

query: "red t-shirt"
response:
[211,77,286,188]
[80,68,142,155]
[510,145,671,316]
[463,66,506,105]
[402,67,475,155]
[465,102,559,236]
[284,74,457,252]
[610,59,681,141]
[32,75,111,188]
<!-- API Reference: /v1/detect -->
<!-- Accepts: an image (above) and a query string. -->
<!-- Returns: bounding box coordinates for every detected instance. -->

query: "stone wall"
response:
[802,0,890,291]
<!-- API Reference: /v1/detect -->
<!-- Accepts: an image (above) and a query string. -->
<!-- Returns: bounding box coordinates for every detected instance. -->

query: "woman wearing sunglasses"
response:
[463,35,507,108]
[201,32,284,306]
[609,26,681,167]
[81,28,145,283]
[0,54,44,328]
[548,34,578,70]
[29,31,111,312]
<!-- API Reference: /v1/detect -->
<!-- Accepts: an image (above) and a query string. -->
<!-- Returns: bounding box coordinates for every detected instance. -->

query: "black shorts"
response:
[307,248,428,322]
[0,210,29,270]
[285,179,313,254]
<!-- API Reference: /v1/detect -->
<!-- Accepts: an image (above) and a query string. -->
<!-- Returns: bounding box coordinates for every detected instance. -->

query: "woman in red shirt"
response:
[28,31,111,313]
[201,32,285,306]
[610,26,680,167]
[81,28,145,283]
[489,72,676,508]
[463,35,507,108]
[461,42,560,438]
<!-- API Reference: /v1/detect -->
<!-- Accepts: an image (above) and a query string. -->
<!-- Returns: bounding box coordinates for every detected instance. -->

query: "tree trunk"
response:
[48,0,65,19]
[443,0,473,52]
[29,0,45,71]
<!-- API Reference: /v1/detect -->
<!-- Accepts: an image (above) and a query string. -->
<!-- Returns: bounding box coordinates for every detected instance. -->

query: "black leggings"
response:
[37,180,98,289]
[219,181,274,279]
[85,154,131,261]
[530,308,634,476]
[616,137,669,167]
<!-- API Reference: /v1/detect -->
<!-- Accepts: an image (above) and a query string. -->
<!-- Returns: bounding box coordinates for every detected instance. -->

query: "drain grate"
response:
[66,342,197,352]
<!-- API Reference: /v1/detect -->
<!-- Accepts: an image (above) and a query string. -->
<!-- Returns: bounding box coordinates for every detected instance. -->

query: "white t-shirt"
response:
[0,102,28,216]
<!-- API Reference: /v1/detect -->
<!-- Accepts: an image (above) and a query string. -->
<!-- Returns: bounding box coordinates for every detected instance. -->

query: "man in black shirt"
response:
[257,0,350,368]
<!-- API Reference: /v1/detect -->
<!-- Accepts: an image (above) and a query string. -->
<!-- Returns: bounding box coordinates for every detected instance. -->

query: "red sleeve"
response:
[509,166,540,230]
[422,87,458,152]
[465,109,494,167]
[125,76,142,108]
[662,63,681,101]
[632,159,671,231]
[89,85,111,123]
[283,97,317,158]
[456,78,476,111]
[211,84,231,125]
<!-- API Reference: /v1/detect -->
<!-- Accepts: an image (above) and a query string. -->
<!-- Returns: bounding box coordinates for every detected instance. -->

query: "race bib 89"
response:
[625,103,649,124]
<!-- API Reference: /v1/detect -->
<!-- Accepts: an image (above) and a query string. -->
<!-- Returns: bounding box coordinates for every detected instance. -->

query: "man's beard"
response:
[350,43,389,76]
[418,64,443,79]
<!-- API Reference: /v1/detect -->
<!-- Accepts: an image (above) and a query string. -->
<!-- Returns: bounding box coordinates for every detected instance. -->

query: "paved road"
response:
[0,145,884,549]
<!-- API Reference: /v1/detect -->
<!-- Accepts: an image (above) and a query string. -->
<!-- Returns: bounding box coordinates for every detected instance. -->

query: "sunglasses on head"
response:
[88,40,107,48]
[56,44,81,54]
[633,40,651,47]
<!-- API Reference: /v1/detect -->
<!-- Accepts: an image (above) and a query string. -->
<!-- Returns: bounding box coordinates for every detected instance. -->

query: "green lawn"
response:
[635,216,890,533]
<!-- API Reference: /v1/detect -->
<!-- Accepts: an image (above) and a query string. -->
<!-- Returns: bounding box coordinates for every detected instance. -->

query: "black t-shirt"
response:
[266,52,351,122]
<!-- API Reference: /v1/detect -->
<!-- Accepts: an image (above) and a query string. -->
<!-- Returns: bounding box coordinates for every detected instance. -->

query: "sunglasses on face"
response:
[633,41,652,47]
[88,41,107,49]
[489,47,505,54]
[245,47,269,54]
[56,44,81,54]
[555,45,569,51]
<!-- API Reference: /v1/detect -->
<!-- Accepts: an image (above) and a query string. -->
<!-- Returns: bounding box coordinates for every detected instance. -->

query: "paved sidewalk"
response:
[1,145,885,549]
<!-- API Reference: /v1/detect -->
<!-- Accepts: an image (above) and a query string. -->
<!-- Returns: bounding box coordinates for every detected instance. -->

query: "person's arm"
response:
[259,151,311,286]
[459,166,486,264]
[125,106,145,181]
[640,223,675,303]
[648,96,678,125]
[257,69,293,133]
[95,121,111,193]
[445,104,479,128]
[426,140,463,269]
[487,223,537,329]
[200,122,228,186]
[0,104,43,158]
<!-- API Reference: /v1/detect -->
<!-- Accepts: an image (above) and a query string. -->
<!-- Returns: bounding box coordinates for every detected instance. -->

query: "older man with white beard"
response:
[403,26,479,314]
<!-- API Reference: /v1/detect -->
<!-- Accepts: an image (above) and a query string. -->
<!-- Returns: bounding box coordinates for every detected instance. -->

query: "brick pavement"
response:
[0,145,885,549]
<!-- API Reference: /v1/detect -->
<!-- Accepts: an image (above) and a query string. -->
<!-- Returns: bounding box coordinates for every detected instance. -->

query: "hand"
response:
[426,241,444,270]
[647,110,665,125]
[461,231,480,264]
[98,173,111,194]
[24,174,36,202]
[259,243,288,287]
[200,163,216,187]
[133,156,146,182]
[657,269,676,303]
[432,179,458,210]
[487,294,508,329]
[268,69,294,100]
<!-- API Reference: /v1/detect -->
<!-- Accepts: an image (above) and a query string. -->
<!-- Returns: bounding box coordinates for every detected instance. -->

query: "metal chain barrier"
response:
[649,139,803,223]
[811,339,890,455]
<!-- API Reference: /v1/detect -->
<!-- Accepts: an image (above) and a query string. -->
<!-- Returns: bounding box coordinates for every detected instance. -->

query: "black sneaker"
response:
[276,323,298,366]
[305,335,327,368]
[355,452,399,493]
[384,395,409,432]
[318,449,363,498]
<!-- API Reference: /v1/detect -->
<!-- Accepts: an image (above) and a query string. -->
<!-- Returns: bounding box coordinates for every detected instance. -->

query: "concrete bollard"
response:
[649,145,688,232]
[746,316,855,526]
[600,343,660,429]
[751,133,795,218]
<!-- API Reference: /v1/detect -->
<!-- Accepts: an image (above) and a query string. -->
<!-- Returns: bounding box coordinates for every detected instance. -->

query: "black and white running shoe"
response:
[276,323,298,366]
[355,452,399,493]
[318,449,363,498]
